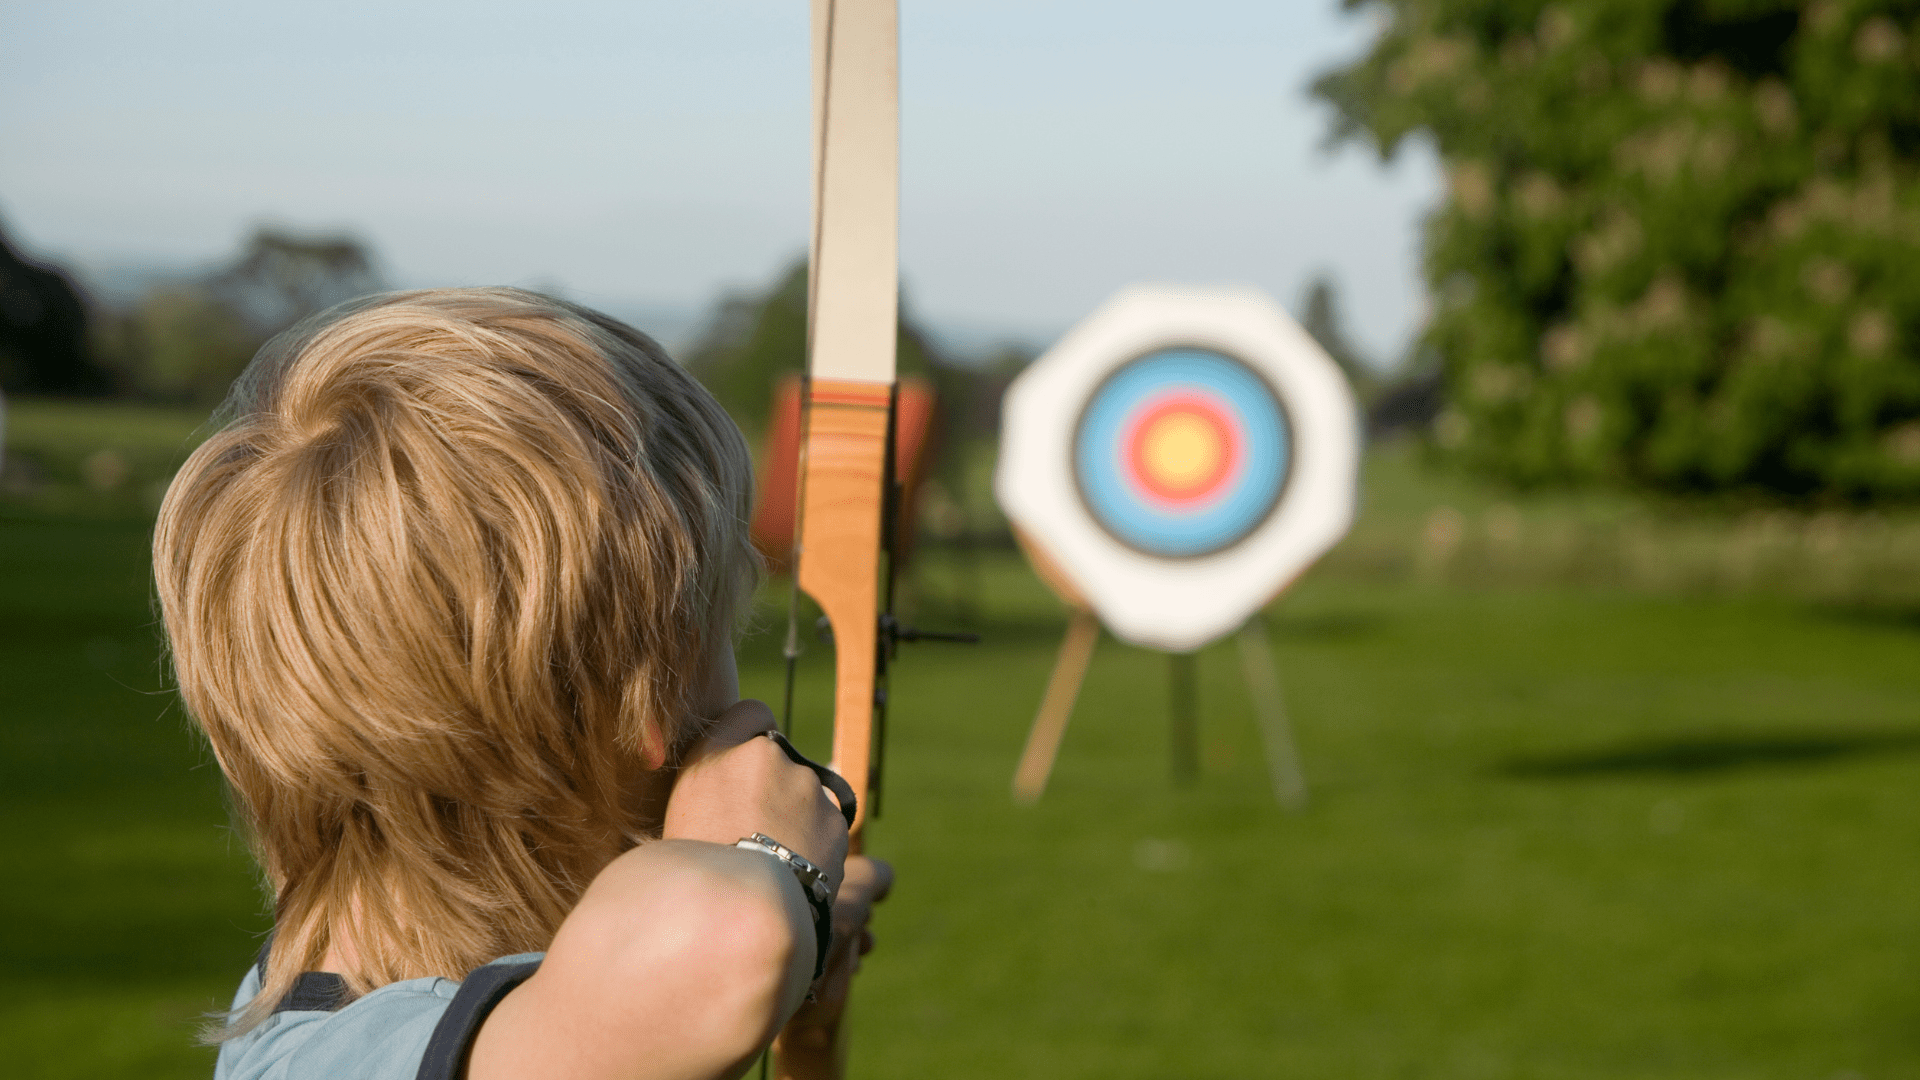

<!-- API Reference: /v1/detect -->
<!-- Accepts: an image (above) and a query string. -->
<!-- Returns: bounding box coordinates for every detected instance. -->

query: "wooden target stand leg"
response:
[1011,607,1101,804]
[1237,615,1308,811]
[1012,610,1311,808]
[1168,651,1199,786]
[1165,627,1305,806]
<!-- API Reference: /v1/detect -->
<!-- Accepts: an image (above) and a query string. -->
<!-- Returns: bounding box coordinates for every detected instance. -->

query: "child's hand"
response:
[663,700,851,889]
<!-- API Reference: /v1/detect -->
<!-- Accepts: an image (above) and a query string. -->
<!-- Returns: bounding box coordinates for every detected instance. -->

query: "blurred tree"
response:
[0,225,108,396]
[208,227,385,335]
[99,228,385,406]
[683,257,939,435]
[683,257,1029,566]
[1370,354,1447,438]
[1318,0,1920,498]
[98,286,261,406]
[1299,273,1379,401]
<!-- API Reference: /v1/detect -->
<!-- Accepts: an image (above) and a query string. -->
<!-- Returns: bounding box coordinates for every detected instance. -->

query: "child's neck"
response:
[320,926,362,975]
[318,891,369,976]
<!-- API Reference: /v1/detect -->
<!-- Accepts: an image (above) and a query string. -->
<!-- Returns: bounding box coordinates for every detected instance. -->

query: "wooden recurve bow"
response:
[773,1,898,1077]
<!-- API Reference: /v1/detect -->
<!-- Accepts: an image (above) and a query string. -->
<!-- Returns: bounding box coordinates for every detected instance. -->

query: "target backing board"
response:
[996,285,1360,653]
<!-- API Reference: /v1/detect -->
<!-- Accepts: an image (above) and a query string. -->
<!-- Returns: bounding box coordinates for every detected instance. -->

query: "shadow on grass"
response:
[1266,610,1388,641]
[1815,603,1920,635]
[1497,729,1920,778]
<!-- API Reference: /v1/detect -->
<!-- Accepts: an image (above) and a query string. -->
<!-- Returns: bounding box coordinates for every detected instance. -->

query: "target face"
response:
[1073,348,1290,557]
[996,285,1360,653]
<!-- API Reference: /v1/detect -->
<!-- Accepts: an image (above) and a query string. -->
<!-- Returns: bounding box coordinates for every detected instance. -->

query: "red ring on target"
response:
[1121,391,1244,509]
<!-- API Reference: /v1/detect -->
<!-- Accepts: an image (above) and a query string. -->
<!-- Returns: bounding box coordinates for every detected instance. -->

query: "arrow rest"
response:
[813,613,980,651]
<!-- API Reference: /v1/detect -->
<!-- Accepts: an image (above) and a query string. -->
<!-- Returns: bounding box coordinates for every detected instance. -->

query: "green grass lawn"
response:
[0,397,210,519]
[3,417,1917,1077]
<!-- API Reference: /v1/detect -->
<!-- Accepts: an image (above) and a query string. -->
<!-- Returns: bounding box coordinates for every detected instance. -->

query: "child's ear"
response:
[639,720,671,771]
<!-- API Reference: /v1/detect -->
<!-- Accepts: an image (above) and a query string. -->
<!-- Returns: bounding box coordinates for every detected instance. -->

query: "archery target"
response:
[1073,348,1290,558]
[996,285,1359,653]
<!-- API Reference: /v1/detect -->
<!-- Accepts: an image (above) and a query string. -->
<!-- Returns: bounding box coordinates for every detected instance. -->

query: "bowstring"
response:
[781,0,838,742]
[871,380,900,819]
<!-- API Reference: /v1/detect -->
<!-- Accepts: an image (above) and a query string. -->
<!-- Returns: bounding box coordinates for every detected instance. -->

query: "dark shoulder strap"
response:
[414,959,543,1080]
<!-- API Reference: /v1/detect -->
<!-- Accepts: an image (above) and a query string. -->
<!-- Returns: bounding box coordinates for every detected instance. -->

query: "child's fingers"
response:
[663,704,851,880]
[837,856,893,907]
[828,857,890,967]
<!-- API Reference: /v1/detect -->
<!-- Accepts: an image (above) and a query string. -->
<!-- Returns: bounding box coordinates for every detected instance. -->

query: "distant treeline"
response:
[0,220,1417,497]
[0,224,383,407]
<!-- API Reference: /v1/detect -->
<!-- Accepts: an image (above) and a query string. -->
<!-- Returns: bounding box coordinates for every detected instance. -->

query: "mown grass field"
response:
[3,398,1917,1078]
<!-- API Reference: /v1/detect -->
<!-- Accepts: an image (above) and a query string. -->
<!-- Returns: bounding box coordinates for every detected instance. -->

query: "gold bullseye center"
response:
[1141,412,1223,490]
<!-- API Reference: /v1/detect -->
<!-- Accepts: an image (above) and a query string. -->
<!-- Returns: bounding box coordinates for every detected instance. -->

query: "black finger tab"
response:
[763,729,858,828]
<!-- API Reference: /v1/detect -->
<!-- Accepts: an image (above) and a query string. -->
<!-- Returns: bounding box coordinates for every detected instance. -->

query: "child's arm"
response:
[469,702,854,1080]
[469,839,816,1080]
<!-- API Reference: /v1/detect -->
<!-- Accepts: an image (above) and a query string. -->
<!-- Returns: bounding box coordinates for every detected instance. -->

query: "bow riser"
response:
[794,378,893,843]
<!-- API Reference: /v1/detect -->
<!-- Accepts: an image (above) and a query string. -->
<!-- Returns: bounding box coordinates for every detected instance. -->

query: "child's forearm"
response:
[469,839,815,1080]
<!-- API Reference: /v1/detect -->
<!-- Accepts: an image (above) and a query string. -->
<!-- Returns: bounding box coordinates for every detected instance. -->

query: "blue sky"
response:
[0,0,1440,364]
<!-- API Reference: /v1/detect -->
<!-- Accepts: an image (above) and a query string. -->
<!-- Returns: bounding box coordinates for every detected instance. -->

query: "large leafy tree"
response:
[1318,0,1920,497]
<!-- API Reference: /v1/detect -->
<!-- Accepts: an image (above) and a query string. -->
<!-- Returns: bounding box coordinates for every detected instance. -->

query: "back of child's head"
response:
[154,288,755,1031]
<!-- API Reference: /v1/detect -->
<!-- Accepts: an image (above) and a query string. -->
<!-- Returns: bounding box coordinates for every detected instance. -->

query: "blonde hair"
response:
[154,288,755,1035]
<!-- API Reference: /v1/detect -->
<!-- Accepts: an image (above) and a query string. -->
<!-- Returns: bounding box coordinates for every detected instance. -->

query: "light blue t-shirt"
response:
[213,952,544,1080]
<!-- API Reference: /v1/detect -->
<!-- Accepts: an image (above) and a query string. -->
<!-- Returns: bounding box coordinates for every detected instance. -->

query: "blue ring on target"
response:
[1072,347,1291,558]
